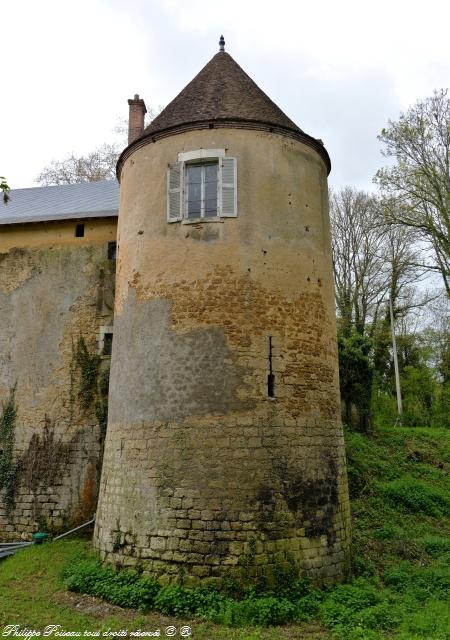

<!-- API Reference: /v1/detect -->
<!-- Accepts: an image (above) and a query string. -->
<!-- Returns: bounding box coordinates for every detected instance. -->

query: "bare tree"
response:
[36,105,163,187]
[331,187,436,334]
[331,186,434,430]
[36,143,120,186]
[375,89,450,295]
[330,187,388,335]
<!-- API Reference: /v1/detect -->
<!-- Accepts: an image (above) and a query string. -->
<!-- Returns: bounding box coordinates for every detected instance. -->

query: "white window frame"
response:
[184,161,219,220]
[167,149,237,223]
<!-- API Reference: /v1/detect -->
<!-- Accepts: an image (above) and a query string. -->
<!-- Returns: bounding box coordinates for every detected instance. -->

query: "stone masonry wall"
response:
[0,238,115,540]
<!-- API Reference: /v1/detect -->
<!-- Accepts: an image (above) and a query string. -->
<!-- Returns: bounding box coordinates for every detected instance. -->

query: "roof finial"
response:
[219,35,225,52]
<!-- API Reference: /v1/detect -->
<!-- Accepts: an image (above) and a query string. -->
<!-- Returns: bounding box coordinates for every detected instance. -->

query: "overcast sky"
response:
[2,0,449,191]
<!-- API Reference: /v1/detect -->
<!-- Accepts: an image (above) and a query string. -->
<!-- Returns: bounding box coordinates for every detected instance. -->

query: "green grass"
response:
[0,424,449,639]
[0,540,326,639]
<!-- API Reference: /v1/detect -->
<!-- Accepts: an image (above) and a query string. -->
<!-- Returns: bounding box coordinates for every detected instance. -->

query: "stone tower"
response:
[94,39,351,585]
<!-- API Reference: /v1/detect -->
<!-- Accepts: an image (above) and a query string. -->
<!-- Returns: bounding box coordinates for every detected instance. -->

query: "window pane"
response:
[205,164,218,182]
[188,201,201,218]
[187,165,202,183]
[187,165,202,218]
[205,169,217,216]
[205,182,216,200]
[204,200,217,217]
[185,162,218,219]
[188,183,201,201]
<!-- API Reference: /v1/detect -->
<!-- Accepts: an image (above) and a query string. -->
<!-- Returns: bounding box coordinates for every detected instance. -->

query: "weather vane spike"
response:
[219,35,225,52]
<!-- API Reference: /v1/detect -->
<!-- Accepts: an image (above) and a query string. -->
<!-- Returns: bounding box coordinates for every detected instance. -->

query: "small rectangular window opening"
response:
[102,332,113,356]
[186,161,218,219]
[108,241,117,260]
[268,336,275,397]
[75,223,85,238]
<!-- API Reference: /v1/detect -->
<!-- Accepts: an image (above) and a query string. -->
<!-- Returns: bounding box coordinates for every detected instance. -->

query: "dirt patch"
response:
[53,590,136,619]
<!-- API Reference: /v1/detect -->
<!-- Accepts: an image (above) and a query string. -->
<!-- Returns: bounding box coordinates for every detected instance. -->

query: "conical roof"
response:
[118,49,330,175]
[144,52,302,136]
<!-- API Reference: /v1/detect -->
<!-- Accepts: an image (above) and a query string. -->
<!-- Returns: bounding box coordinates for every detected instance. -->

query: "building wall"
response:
[94,129,351,585]
[0,219,116,540]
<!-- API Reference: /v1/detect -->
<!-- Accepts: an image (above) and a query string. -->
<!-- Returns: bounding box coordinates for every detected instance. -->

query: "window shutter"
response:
[220,158,237,217]
[167,162,183,222]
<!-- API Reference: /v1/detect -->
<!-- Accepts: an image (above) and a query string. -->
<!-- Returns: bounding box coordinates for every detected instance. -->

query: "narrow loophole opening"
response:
[268,335,275,397]
[268,373,275,398]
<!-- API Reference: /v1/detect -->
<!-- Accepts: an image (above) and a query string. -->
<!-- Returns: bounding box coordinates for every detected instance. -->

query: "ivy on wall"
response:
[0,386,18,515]
[95,368,110,440]
[20,416,70,493]
[73,335,109,434]
[74,336,101,411]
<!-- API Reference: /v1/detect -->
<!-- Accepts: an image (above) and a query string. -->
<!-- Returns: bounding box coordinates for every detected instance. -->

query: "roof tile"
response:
[144,52,302,136]
[0,180,119,226]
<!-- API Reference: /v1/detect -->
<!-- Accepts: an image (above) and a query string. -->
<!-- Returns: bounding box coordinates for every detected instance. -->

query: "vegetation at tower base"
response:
[59,423,450,636]
[1,422,446,639]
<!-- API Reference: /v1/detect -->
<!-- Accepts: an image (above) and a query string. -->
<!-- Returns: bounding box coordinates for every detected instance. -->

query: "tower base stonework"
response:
[94,272,351,584]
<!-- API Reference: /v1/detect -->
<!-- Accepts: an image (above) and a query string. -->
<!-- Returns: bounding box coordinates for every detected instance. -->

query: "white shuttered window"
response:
[167,152,237,222]
[220,157,237,217]
[167,162,183,222]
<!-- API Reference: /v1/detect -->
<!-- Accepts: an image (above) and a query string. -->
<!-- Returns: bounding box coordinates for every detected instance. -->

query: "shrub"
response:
[294,591,324,621]
[154,585,228,617]
[63,554,302,626]
[62,557,159,610]
[62,558,113,593]
[373,523,401,540]
[381,477,449,516]
[319,579,387,632]
[422,536,450,556]
[99,577,159,609]
[385,562,450,602]
[357,602,402,630]
[384,566,411,591]
[214,596,296,626]
[352,554,377,578]
[398,598,450,639]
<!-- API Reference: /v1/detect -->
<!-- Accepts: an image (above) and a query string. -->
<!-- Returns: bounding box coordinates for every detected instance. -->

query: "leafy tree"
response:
[1,176,10,203]
[338,330,373,431]
[372,314,450,428]
[375,89,450,295]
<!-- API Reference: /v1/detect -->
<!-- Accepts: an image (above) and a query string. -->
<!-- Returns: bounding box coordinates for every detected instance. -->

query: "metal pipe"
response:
[53,515,96,541]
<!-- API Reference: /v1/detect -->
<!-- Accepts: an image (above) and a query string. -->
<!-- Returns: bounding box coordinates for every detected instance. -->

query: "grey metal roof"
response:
[0,180,119,225]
